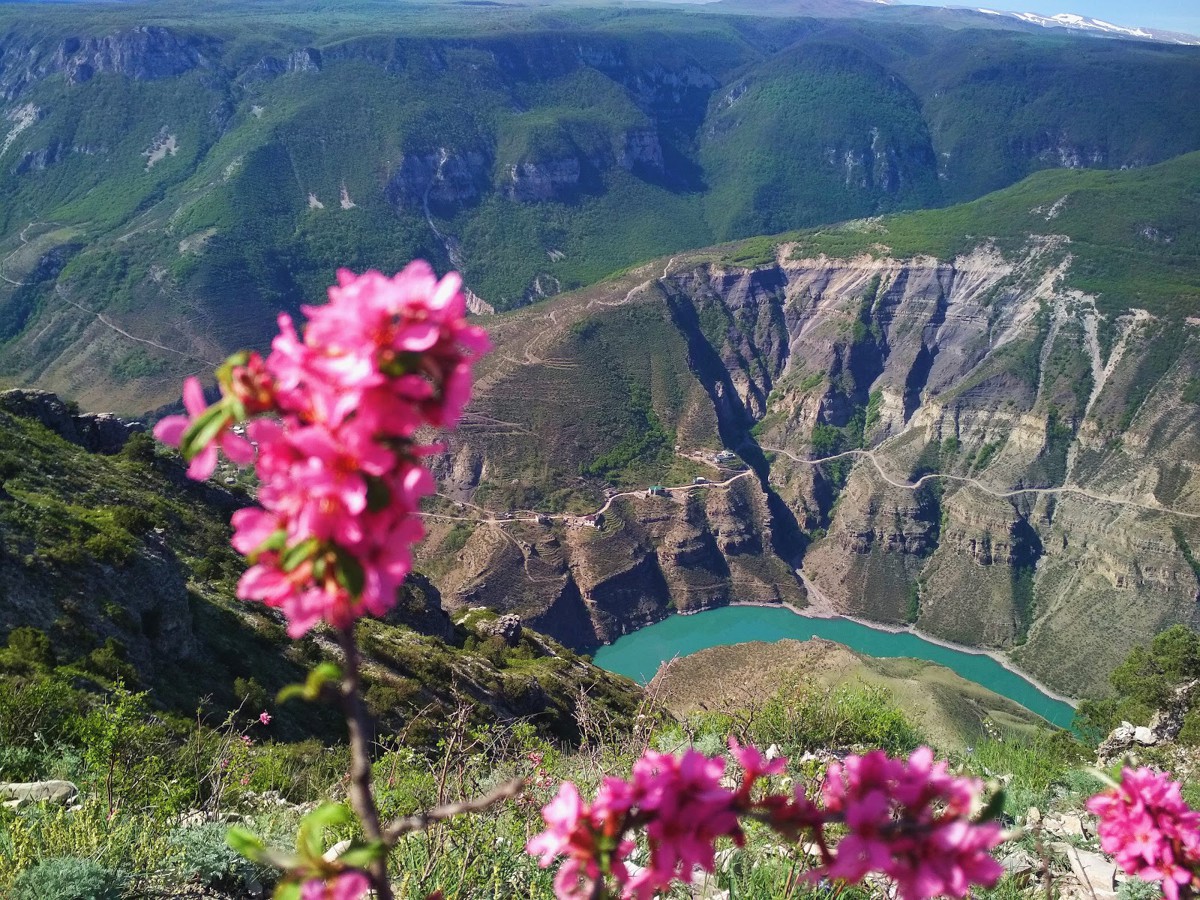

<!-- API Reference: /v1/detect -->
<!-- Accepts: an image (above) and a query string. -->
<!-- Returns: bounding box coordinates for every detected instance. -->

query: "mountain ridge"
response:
[414,153,1200,698]
[1,2,1199,413]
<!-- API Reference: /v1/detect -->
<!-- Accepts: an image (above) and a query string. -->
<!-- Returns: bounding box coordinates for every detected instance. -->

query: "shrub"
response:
[167,822,262,889]
[11,856,124,900]
[746,681,921,757]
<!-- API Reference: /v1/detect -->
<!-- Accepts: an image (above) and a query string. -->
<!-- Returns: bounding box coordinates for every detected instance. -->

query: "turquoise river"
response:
[592,606,1076,729]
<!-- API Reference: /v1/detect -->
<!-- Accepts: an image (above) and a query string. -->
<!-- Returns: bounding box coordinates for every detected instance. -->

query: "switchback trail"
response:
[420,468,753,528]
[759,444,1200,520]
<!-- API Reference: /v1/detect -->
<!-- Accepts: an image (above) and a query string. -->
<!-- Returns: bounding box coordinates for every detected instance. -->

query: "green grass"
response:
[788,151,1200,319]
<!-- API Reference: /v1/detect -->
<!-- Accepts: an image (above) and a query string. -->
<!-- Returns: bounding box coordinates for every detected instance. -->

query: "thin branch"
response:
[382,778,525,845]
[337,628,393,900]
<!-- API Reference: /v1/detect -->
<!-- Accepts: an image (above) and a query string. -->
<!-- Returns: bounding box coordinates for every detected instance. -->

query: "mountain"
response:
[0,389,641,746]
[0,1,1198,413]
[968,9,1200,47]
[416,151,1200,699]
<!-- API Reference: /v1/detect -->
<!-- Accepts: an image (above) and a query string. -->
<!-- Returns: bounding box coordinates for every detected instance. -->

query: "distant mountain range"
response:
[1,0,1198,414]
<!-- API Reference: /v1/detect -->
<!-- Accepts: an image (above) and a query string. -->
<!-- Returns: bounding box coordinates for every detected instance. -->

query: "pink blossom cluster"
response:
[301,871,369,900]
[527,744,750,899]
[155,263,489,637]
[1087,767,1200,900]
[820,747,1003,899]
[527,741,1003,900]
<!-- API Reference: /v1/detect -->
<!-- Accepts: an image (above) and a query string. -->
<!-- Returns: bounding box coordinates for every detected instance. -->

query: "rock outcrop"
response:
[0,389,144,454]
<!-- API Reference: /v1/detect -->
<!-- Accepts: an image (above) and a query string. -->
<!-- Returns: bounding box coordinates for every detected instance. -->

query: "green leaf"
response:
[179,404,228,461]
[216,350,251,385]
[333,841,386,868]
[273,883,302,900]
[334,550,365,597]
[252,529,289,558]
[298,802,352,860]
[227,826,266,860]
[365,476,392,512]
[281,537,319,572]
[975,787,1006,824]
[277,662,342,705]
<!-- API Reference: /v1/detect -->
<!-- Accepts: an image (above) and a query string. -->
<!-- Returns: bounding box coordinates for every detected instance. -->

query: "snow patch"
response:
[2,104,39,160]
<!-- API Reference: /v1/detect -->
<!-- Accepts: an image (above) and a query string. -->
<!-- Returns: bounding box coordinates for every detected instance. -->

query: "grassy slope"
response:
[758,150,1200,319]
[0,402,641,746]
[652,638,1050,751]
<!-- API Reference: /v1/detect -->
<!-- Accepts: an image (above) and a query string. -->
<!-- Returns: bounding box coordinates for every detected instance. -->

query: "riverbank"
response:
[724,599,1079,709]
[660,598,1079,708]
[594,605,1078,728]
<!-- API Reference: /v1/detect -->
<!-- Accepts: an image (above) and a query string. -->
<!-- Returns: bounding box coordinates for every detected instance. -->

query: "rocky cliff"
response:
[419,180,1200,696]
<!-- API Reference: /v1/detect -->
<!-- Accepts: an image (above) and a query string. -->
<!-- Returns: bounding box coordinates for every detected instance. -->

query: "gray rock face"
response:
[386,150,489,208]
[0,780,78,805]
[0,389,145,454]
[1148,679,1199,741]
[3,27,211,98]
[506,158,581,202]
[479,613,523,647]
[618,128,664,172]
[287,48,322,73]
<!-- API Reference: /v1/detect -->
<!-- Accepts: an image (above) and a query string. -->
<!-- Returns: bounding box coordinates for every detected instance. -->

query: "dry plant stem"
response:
[337,628,394,900]
[382,779,526,843]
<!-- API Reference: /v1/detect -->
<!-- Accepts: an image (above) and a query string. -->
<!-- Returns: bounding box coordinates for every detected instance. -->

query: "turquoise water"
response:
[592,606,1076,729]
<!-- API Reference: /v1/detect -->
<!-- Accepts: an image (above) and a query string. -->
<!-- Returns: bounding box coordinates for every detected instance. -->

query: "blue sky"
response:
[899,0,1200,34]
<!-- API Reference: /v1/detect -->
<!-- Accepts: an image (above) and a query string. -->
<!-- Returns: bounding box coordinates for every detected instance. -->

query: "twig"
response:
[337,628,393,900]
[382,779,526,844]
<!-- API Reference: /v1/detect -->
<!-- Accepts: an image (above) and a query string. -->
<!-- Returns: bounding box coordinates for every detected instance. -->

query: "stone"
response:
[1097,721,1138,763]
[999,847,1038,882]
[0,780,78,804]
[1133,726,1157,746]
[0,389,144,454]
[1025,806,1042,827]
[1148,680,1198,741]
[479,613,523,647]
[1058,813,1087,839]
[1063,847,1118,900]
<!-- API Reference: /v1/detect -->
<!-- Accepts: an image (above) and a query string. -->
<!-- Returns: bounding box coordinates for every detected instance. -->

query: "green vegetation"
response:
[1116,325,1190,429]
[789,152,1200,320]
[1076,625,1200,742]
[864,388,884,431]
[583,382,672,481]
[0,402,641,752]
[4,6,1200,411]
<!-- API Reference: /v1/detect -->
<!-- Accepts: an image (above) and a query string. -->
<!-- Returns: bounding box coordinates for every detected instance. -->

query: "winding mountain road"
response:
[759,444,1200,520]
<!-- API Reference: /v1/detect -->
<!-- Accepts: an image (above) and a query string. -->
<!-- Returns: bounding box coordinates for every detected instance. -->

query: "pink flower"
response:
[300,871,370,900]
[153,377,253,480]
[820,747,1003,900]
[156,263,489,637]
[527,783,605,899]
[1087,767,1200,900]
[259,711,271,726]
[729,736,787,795]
